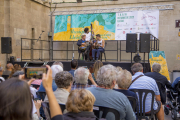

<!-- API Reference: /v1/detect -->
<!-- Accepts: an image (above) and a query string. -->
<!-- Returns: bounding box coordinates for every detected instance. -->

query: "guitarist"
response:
[92,34,105,61]
[77,34,89,61]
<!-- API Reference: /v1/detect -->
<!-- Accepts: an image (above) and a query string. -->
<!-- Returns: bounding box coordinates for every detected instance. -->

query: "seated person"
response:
[87,64,136,120]
[3,63,14,77]
[172,77,180,91]
[145,63,172,104]
[44,71,73,104]
[68,59,78,77]
[72,67,97,90]
[53,61,63,69]
[91,60,103,82]
[77,34,90,60]
[114,69,137,98]
[92,34,105,61]
[38,65,63,92]
[64,89,97,120]
[0,67,5,82]
[129,63,164,120]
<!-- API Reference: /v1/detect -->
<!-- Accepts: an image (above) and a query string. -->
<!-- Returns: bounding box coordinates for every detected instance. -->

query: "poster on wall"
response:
[115,10,159,40]
[53,13,116,41]
[149,51,170,80]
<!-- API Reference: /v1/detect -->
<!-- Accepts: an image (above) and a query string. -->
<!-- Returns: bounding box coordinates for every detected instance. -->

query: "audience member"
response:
[72,67,97,90]
[116,66,123,71]
[129,63,164,120]
[87,64,136,120]
[145,63,172,104]
[0,67,5,82]
[172,77,180,91]
[0,78,39,120]
[64,89,97,120]
[44,71,73,104]
[68,59,78,77]
[92,60,103,81]
[38,65,63,92]
[114,69,137,98]
[53,61,63,69]
[33,100,43,120]
[3,63,13,76]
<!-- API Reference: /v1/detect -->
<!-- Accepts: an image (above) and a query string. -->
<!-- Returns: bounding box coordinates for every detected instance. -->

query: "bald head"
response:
[131,63,143,73]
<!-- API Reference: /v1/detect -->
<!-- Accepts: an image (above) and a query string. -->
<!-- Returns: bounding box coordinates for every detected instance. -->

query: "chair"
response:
[42,102,66,120]
[99,42,107,61]
[78,52,85,60]
[127,96,137,112]
[130,89,159,120]
[36,92,46,101]
[93,105,120,120]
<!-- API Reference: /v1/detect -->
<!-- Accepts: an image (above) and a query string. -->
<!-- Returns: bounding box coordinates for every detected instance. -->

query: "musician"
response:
[84,27,93,42]
[77,34,90,60]
[92,34,105,61]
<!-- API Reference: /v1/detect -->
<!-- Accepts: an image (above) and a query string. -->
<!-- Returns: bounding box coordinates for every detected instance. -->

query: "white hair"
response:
[96,64,118,88]
[51,65,63,79]
[74,67,89,84]
[117,70,132,89]
[152,63,161,73]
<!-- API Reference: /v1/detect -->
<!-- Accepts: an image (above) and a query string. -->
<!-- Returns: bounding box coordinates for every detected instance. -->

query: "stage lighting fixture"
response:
[133,54,141,63]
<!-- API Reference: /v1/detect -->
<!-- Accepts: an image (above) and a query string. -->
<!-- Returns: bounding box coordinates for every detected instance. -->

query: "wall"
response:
[51,0,180,72]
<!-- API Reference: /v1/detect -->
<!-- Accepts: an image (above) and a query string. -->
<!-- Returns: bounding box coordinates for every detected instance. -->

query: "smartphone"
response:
[24,67,47,79]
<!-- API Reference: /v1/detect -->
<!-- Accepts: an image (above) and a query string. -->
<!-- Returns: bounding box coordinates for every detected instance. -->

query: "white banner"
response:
[115,10,159,40]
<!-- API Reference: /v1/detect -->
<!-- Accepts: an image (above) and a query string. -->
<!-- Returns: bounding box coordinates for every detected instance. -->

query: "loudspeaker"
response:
[139,33,150,53]
[126,33,137,53]
[1,37,12,54]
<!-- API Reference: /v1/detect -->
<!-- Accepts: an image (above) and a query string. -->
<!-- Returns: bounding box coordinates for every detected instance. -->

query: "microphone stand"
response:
[37,31,45,61]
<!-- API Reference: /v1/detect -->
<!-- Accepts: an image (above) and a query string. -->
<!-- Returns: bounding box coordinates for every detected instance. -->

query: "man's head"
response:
[131,63,143,74]
[71,60,78,69]
[96,34,101,40]
[51,65,63,79]
[74,67,89,84]
[152,63,161,73]
[81,34,86,40]
[53,61,63,69]
[96,64,117,89]
[0,67,3,76]
[55,71,73,89]
[84,28,89,33]
[117,70,132,89]
[6,63,13,71]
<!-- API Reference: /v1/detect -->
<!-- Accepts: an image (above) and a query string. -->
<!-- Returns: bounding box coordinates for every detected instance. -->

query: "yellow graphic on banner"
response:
[53,15,115,41]
[149,51,170,80]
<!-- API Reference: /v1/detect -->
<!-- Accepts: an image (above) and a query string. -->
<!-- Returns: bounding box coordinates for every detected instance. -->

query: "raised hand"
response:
[42,65,53,91]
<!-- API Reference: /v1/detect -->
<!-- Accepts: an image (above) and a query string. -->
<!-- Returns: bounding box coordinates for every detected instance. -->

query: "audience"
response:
[116,66,123,71]
[44,71,73,104]
[172,76,180,91]
[38,65,63,92]
[53,61,63,69]
[72,67,97,90]
[68,59,78,77]
[87,64,136,120]
[114,69,137,98]
[0,67,5,82]
[3,63,13,76]
[129,63,164,120]
[92,60,103,81]
[145,63,172,104]
[64,89,97,120]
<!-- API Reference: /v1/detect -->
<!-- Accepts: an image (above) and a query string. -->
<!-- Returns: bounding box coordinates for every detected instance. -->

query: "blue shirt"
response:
[68,69,75,77]
[114,89,137,99]
[129,72,160,112]
[82,40,85,43]
[86,87,136,120]
[38,80,57,92]
[172,77,180,89]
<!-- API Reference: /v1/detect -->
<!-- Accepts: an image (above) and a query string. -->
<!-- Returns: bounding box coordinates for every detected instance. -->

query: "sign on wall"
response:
[53,10,159,41]
[149,51,170,80]
[115,11,159,40]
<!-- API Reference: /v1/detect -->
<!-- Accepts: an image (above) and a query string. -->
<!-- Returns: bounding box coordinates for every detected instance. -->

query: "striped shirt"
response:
[71,83,96,91]
[129,72,160,112]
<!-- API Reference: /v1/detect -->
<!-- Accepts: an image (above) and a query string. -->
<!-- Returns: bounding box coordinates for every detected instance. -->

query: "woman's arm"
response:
[100,40,105,48]
[42,65,63,118]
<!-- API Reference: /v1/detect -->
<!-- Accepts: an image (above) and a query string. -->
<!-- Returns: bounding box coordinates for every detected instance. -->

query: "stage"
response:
[10,61,151,73]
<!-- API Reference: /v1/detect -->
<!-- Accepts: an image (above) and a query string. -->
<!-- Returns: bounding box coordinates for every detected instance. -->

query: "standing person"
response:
[92,34,105,61]
[68,60,78,77]
[77,34,90,61]
[145,63,172,104]
[91,60,103,81]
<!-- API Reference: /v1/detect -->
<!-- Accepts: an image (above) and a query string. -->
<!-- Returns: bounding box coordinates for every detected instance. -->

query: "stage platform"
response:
[10,61,151,73]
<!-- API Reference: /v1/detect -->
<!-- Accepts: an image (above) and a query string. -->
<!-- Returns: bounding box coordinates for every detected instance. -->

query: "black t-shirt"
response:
[51,115,63,120]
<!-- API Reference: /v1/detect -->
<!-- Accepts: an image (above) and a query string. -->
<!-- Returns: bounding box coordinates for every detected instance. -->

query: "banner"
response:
[53,13,116,41]
[115,10,159,40]
[149,51,170,80]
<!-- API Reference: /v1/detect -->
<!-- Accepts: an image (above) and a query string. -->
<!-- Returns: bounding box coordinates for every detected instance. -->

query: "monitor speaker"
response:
[1,37,12,54]
[126,33,137,53]
[139,33,150,53]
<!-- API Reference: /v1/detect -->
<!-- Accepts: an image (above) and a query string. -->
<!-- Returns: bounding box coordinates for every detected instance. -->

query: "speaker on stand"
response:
[1,37,12,64]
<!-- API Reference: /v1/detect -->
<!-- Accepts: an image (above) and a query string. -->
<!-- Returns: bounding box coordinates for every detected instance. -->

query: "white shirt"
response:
[30,87,38,98]
[85,32,92,42]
